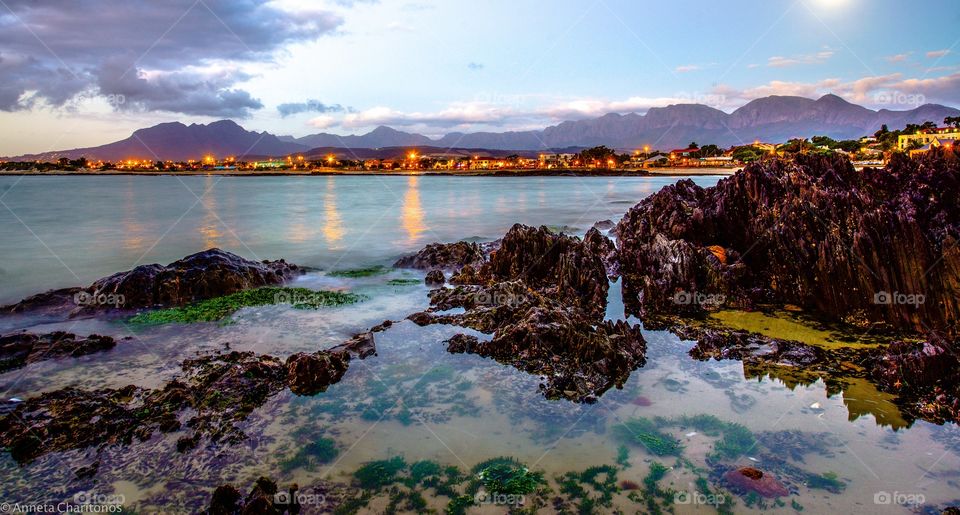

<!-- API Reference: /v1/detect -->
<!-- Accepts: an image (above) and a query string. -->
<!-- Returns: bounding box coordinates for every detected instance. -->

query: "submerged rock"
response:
[206,476,345,514]
[616,151,960,336]
[723,466,789,498]
[0,331,117,372]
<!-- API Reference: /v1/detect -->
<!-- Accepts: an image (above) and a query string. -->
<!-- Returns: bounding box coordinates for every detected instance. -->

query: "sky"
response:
[1,0,959,156]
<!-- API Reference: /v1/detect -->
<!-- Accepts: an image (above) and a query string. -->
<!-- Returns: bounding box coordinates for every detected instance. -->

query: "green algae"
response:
[471,457,544,496]
[328,265,389,278]
[279,436,339,472]
[387,278,421,286]
[557,464,620,513]
[616,445,630,468]
[354,456,408,489]
[127,287,363,324]
[709,309,884,349]
[614,418,683,456]
[805,471,846,493]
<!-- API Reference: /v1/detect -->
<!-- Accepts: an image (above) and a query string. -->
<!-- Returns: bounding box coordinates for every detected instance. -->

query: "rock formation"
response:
[616,151,959,336]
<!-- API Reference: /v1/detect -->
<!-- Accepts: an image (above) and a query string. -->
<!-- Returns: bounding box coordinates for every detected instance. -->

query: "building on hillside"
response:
[909,137,956,158]
[898,127,960,151]
[668,147,699,166]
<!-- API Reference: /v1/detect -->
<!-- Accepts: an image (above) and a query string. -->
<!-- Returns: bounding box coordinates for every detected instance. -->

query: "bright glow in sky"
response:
[0,0,958,155]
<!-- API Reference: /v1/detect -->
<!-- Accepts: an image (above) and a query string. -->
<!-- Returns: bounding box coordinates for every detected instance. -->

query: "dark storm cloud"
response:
[0,0,343,116]
[276,100,348,117]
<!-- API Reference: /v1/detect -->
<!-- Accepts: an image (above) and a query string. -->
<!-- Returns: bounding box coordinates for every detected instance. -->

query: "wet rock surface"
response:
[0,331,378,463]
[286,352,350,396]
[393,241,485,270]
[404,224,646,401]
[616,151,960,336]
[0,331,118,372]
[90,248,304,309]
[1,248,304,317]
[206,476,345,515]
[722,466,790,498]
[424,269,445,286]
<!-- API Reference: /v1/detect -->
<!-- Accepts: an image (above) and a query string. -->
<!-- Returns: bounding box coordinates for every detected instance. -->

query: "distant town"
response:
[2,118,958,173]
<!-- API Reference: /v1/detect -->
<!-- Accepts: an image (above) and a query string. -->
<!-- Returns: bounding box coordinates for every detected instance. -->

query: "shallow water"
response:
[0,175,958,514]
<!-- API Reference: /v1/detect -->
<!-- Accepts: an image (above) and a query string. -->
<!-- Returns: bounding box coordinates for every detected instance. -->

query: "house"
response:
[898,127,960,151]
[909,137,956,158]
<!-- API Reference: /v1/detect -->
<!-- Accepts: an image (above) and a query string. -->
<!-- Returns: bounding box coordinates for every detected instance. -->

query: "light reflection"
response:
[401,176,426,243]
[121,178,147,252]
[199,175,222,248]
[322,177,345,248]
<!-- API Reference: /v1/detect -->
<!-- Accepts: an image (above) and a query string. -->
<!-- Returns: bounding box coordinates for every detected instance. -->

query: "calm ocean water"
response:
[0,174,700,303]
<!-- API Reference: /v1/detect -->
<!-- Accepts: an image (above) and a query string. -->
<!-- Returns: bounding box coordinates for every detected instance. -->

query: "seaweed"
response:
[354,456,408,489]
[614,418,682,456]
[279,436,339,472]
[616,445,630,468]
[127,287,362,324]
[557,465,621,513]
[387,278,421,286]
[472,457,544,495]
[804,471,846,493]
[329,266,388,278]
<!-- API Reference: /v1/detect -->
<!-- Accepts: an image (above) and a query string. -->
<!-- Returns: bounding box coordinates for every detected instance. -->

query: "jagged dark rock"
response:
[593,219,615,231]
[616,151,960,336]
[424,269,445,286]
[406,225,646,401]
[583,227,619,279]
[867,334,960,424]
[393,241,485,270]
[285,351,350,396]
[0,331,117,372]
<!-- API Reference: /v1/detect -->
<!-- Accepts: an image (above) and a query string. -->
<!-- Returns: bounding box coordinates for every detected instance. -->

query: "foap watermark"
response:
[472,91,524,109]
[671,290,726,308]
[76,91,126,108]
[873,291,925,306]
[74,291,125,308]
[873,490,925,507]
[273,290,328,307]
[473,490,526,508]
[675,91,727,108]
[674,490,727,507]
[274,490,326,507]
[873,91,926,108]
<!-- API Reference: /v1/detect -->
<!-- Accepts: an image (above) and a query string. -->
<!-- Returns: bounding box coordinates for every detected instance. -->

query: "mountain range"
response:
[7,94,959,161]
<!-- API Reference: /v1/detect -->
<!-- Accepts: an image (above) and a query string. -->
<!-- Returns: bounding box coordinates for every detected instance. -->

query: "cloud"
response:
[277,100,348,117]
[467,62,484,71]
[767,50,834,67]
[885,53,911,63]
[0,0,342,115]
[674,64,700,73]
[927,49,951,59]
[307,115,338,129]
